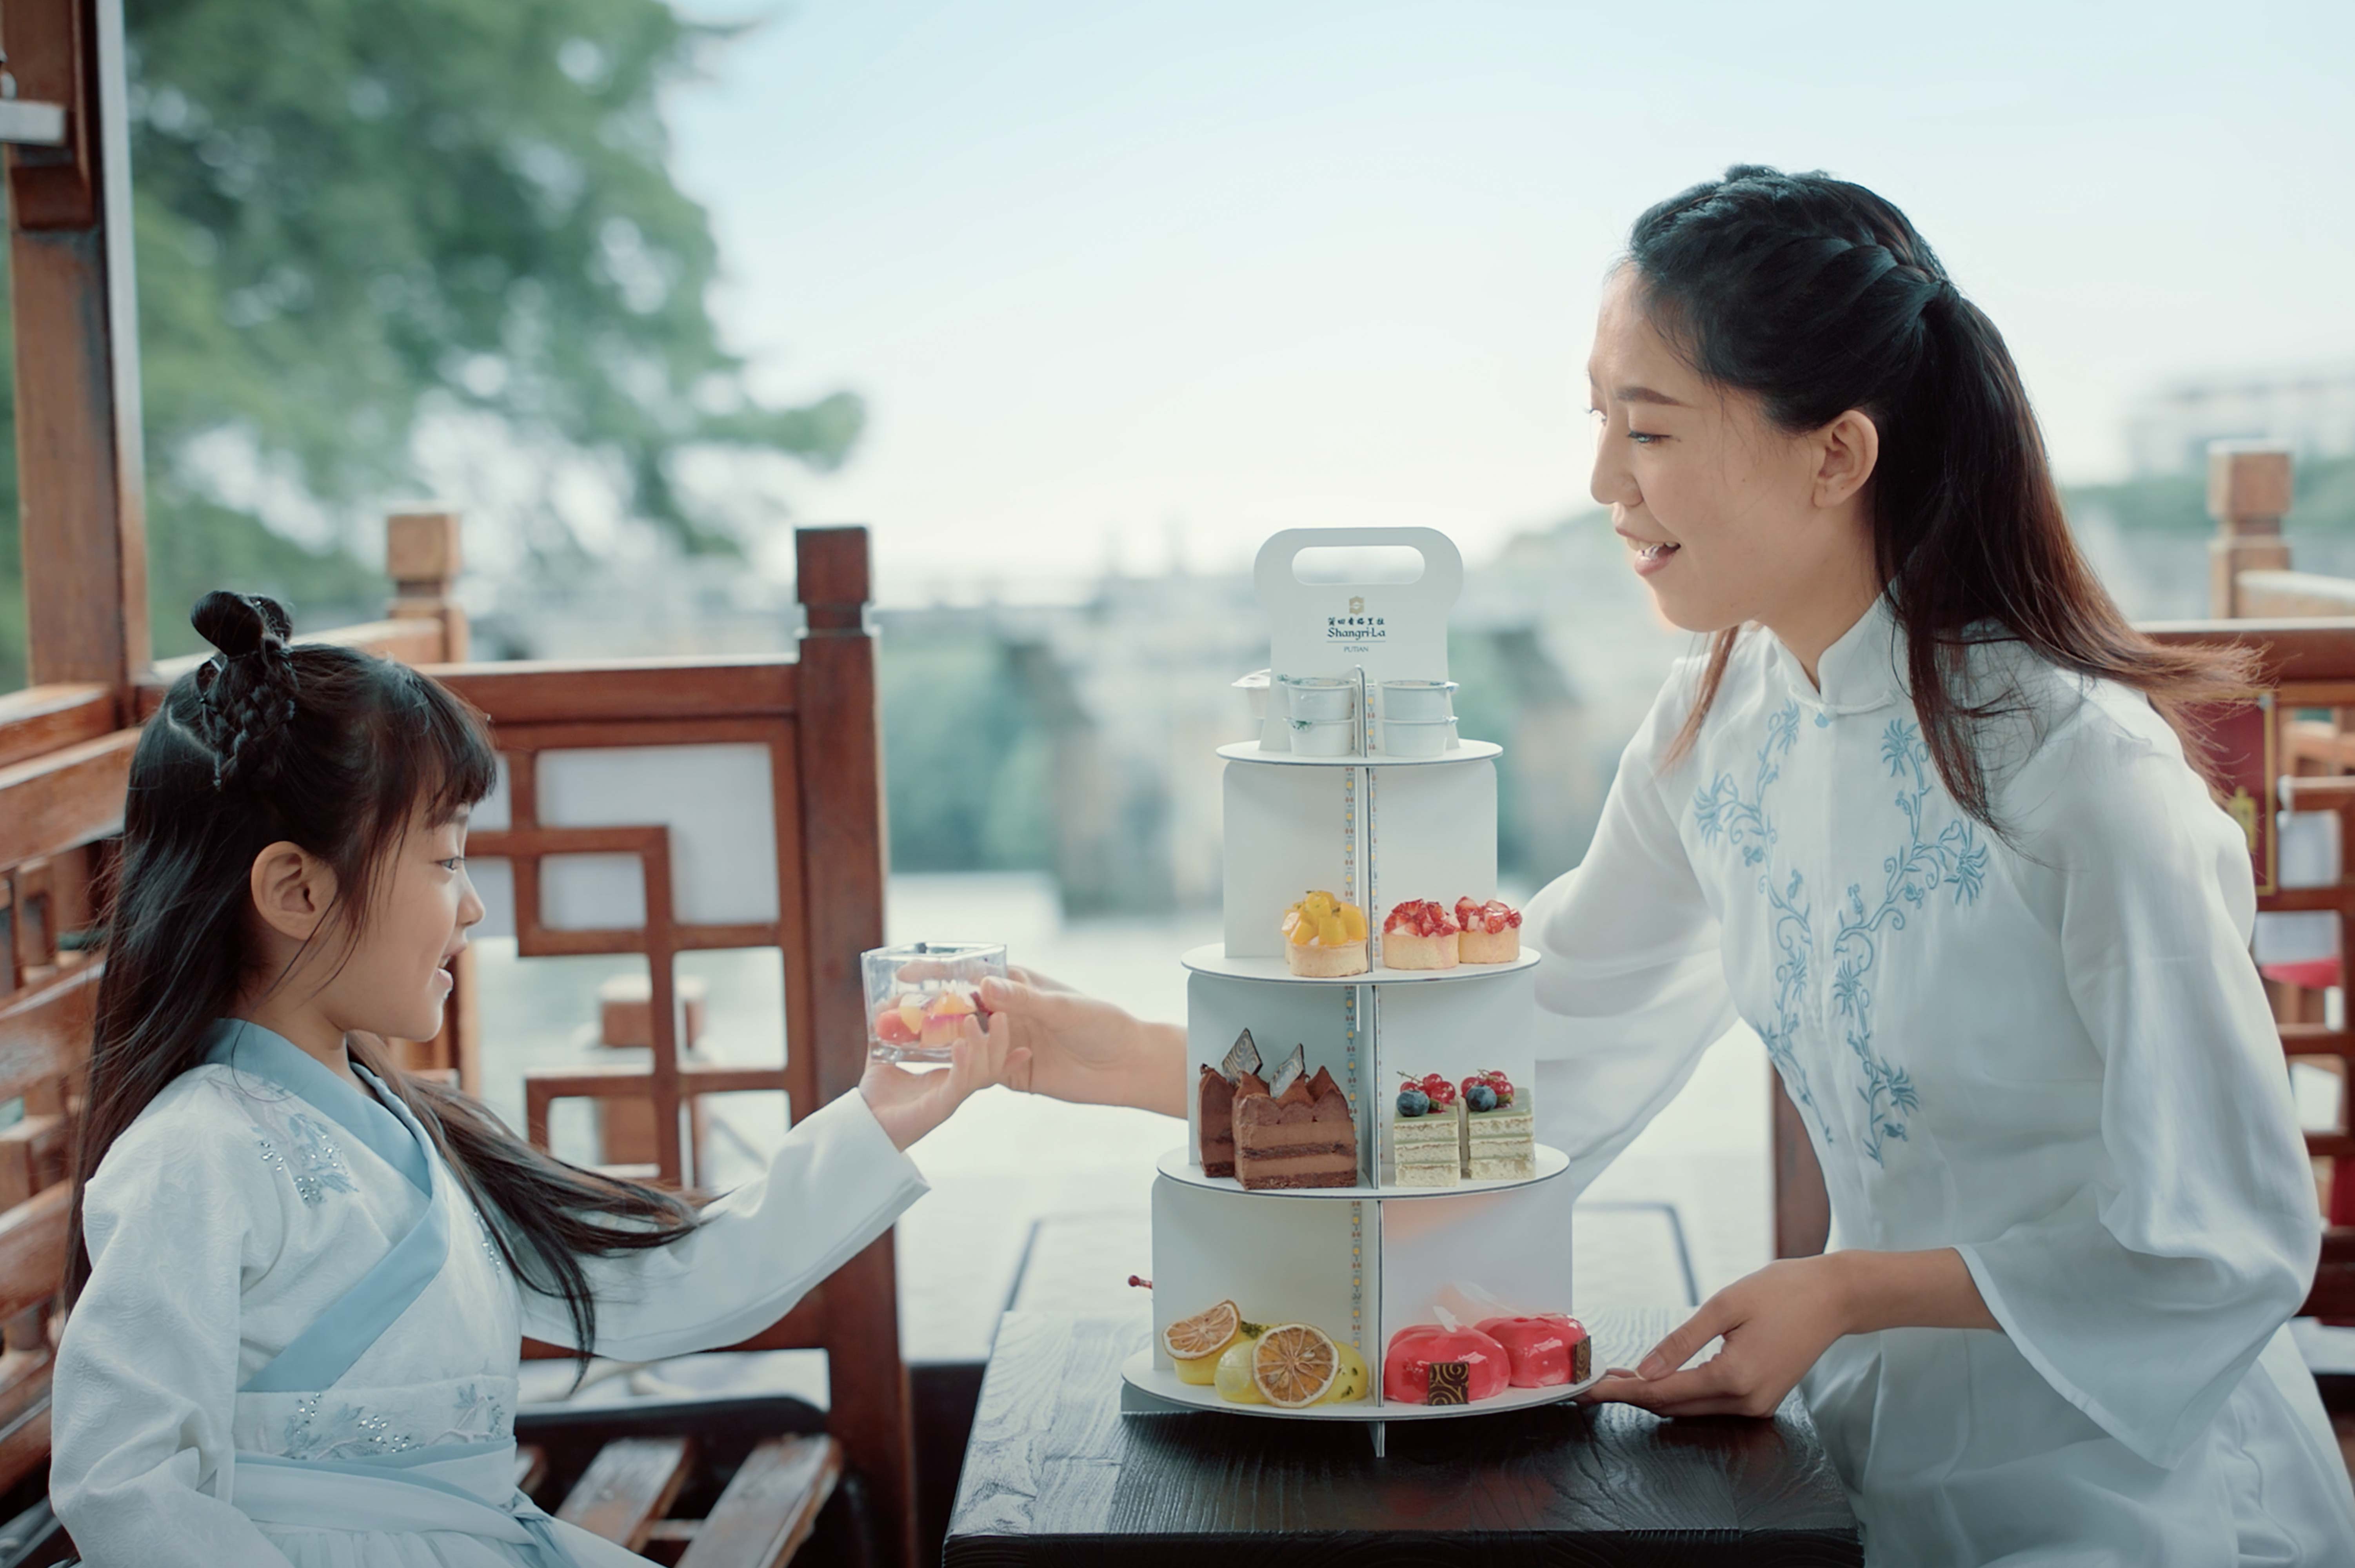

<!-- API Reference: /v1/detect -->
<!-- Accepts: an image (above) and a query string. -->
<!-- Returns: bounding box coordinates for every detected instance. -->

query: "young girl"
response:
[984,168,2355,1563]
[50,590,1022,1567]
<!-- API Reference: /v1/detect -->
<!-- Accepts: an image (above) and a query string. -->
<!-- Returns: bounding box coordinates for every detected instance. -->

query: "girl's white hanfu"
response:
[51,1020,928,1567]
[1528,596,2355,1566]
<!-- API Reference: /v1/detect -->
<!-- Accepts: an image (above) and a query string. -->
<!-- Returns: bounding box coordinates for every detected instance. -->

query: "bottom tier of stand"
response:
[1119,1350,1603,1421]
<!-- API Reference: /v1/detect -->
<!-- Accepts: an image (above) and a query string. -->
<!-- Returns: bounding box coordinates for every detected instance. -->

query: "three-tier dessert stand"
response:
[1119,527,1591,1455]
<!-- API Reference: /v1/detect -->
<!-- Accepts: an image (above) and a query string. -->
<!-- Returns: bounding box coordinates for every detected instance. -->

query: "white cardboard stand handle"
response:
[1254,528,1465,751]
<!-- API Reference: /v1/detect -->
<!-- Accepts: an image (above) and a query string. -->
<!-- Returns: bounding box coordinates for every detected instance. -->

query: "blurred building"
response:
[2125,365,2355,476]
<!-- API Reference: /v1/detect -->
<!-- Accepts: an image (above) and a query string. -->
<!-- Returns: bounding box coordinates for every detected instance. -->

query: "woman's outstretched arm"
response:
[983,968,1188,1117]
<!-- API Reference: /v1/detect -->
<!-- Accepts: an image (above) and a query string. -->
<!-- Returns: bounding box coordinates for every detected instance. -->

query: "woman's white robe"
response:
[51,1020,927,1567]
[1529,596,2355,1565]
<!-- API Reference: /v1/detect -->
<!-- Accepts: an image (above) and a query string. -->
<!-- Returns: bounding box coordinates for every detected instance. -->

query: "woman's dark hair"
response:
[65,590,696,1365]
[1631,165,2255,825]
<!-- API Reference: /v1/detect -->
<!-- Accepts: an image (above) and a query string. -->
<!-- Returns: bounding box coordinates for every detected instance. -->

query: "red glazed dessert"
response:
[1475,1314,1591,1388]
[1453,897,1522,964]
[1381,900,1460,971]
[1383,1323,1511,1404]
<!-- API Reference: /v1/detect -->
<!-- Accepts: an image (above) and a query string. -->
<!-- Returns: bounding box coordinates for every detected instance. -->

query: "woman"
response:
[983,167,2355,1564]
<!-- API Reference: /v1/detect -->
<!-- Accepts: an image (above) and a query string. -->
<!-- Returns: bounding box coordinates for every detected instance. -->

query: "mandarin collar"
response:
[1766,592,1908,717]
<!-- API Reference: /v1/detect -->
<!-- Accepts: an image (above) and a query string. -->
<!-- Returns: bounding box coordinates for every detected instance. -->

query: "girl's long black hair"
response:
[1630,165,2256,827]
[65,590,697,1365]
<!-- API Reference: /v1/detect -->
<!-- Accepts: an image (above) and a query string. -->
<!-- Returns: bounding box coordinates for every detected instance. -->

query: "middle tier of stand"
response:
[1183,943,1541,986]
[1158,1145,1569,1201]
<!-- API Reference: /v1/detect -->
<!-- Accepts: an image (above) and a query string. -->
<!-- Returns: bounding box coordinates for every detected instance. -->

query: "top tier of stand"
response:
[1216,739,1503,769]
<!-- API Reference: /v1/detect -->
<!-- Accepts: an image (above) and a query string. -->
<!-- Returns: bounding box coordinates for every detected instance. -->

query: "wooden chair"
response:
[2,8,916,1560]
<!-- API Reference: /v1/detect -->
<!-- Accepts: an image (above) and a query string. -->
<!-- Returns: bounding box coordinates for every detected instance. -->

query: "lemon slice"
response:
[1163,1300,1243,1363]
[1251,1323,1339,1407]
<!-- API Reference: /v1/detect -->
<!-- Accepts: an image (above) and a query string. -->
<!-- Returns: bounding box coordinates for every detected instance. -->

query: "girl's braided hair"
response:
[187,591,302,791]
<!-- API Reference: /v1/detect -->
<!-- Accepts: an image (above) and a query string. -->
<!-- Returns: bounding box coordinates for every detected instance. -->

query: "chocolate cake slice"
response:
[1197,1029,1261,1178]
[1234,1063,1358,1191]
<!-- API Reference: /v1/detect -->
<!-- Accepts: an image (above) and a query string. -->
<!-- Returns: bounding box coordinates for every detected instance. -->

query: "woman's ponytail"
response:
[1632,166,2255,828]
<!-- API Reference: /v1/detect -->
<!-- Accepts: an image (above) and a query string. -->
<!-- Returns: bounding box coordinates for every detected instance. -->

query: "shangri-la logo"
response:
[1348,595,1365,614]
[1326,602,1388,643]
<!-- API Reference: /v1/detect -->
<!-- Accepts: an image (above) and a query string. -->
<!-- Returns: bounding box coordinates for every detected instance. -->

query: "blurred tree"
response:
[2,0,859,685]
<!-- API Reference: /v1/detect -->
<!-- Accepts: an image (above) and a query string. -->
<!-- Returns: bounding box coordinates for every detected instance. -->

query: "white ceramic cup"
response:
[1234,668,1271,725]
[1281,675,1357,722]
[1290,717,1357,756]
[1381,717,1451,757]
[1381,679,1458,722]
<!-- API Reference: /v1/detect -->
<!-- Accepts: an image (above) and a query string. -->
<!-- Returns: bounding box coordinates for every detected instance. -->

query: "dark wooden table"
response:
[944,1307,1860,1567]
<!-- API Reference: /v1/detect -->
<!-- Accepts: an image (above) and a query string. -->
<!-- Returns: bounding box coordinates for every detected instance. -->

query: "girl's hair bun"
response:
[188,590,300,791]
[191,590,293,659]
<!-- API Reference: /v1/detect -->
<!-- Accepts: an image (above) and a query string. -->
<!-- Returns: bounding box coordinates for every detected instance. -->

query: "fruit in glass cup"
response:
[871,986,990,1051]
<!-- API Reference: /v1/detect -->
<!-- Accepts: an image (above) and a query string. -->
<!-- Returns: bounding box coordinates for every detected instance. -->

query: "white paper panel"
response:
[536,744,780,926]
[1186,972,1370,1173]
[1222,764,1347,955]
[540,853,647,931]
[1366,763,1497,956]
[1373,967,1539,1176]
[1150,1180,1376,1367]
[468,857,516,940]
[1378,1178,1575,1345]
[473,755,513,831]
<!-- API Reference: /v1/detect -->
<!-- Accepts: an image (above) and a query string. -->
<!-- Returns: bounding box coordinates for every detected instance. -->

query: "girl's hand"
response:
[979,969,1187,1118]
[858,1011,1028,1152]
[1576,1256,1853,1418]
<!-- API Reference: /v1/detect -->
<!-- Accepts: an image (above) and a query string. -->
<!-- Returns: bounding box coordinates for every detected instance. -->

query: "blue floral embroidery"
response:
[1693,701,1833,1144]
[256,1112,359,1207]
[1829,720,1989,1163]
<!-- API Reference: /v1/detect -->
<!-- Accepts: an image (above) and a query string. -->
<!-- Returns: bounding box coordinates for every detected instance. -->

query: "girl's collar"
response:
[201,1018,431,1193]
[1765,592,1908,717]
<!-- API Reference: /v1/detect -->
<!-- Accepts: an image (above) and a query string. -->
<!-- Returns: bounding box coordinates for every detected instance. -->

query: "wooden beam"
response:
[0,729,134,871]
[0,686,116,769]
[2145,620,2355,686]
[5,0,149,690]
[431,656,796,726]
[0,1186,71,1322]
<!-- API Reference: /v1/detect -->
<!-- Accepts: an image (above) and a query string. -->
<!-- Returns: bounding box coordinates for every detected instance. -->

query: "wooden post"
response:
[387,509,467,662]
[2209,441,2295,619]
[792,526,914,1568]
[4,0,148,695]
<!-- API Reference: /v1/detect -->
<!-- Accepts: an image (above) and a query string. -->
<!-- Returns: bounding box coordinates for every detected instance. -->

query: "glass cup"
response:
[864,941,1007,1064]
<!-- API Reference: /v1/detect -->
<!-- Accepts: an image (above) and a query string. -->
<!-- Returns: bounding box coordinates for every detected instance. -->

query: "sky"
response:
[665,0,2355,601]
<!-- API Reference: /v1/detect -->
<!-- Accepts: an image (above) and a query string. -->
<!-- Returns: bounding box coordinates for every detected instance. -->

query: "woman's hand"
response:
[859,1011,1028,1152]
[1577,1256,1855,1418]
[1577,1248,1993,1418]
[980,968,1188,1118]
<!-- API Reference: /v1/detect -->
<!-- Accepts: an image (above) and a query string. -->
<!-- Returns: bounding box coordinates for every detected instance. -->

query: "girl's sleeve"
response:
[1953,703,2319,1468]
[520,1085,928,1359]
[50,1098,299,1567]
[1527,662,1739,1192]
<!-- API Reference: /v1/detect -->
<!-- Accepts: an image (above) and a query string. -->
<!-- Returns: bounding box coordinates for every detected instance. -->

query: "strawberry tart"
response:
[1381,899,1460,970]
[1453,897,1522,964]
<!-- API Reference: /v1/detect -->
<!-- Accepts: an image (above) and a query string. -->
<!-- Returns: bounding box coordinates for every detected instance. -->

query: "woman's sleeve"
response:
[50,1099,299,1567]
[1953,704,2319,1468]
[521,1085,929,1360]
[1527,663,1738,1192]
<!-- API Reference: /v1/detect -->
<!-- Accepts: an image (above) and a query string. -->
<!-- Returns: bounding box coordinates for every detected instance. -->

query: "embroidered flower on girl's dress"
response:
[279,1383,511,1461]
[254,1111,358,1206]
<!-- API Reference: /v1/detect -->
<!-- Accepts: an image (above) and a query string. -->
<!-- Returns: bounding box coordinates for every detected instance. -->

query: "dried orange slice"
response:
[1251,1322,1339,1407]
[1163,1300,1243,1363]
